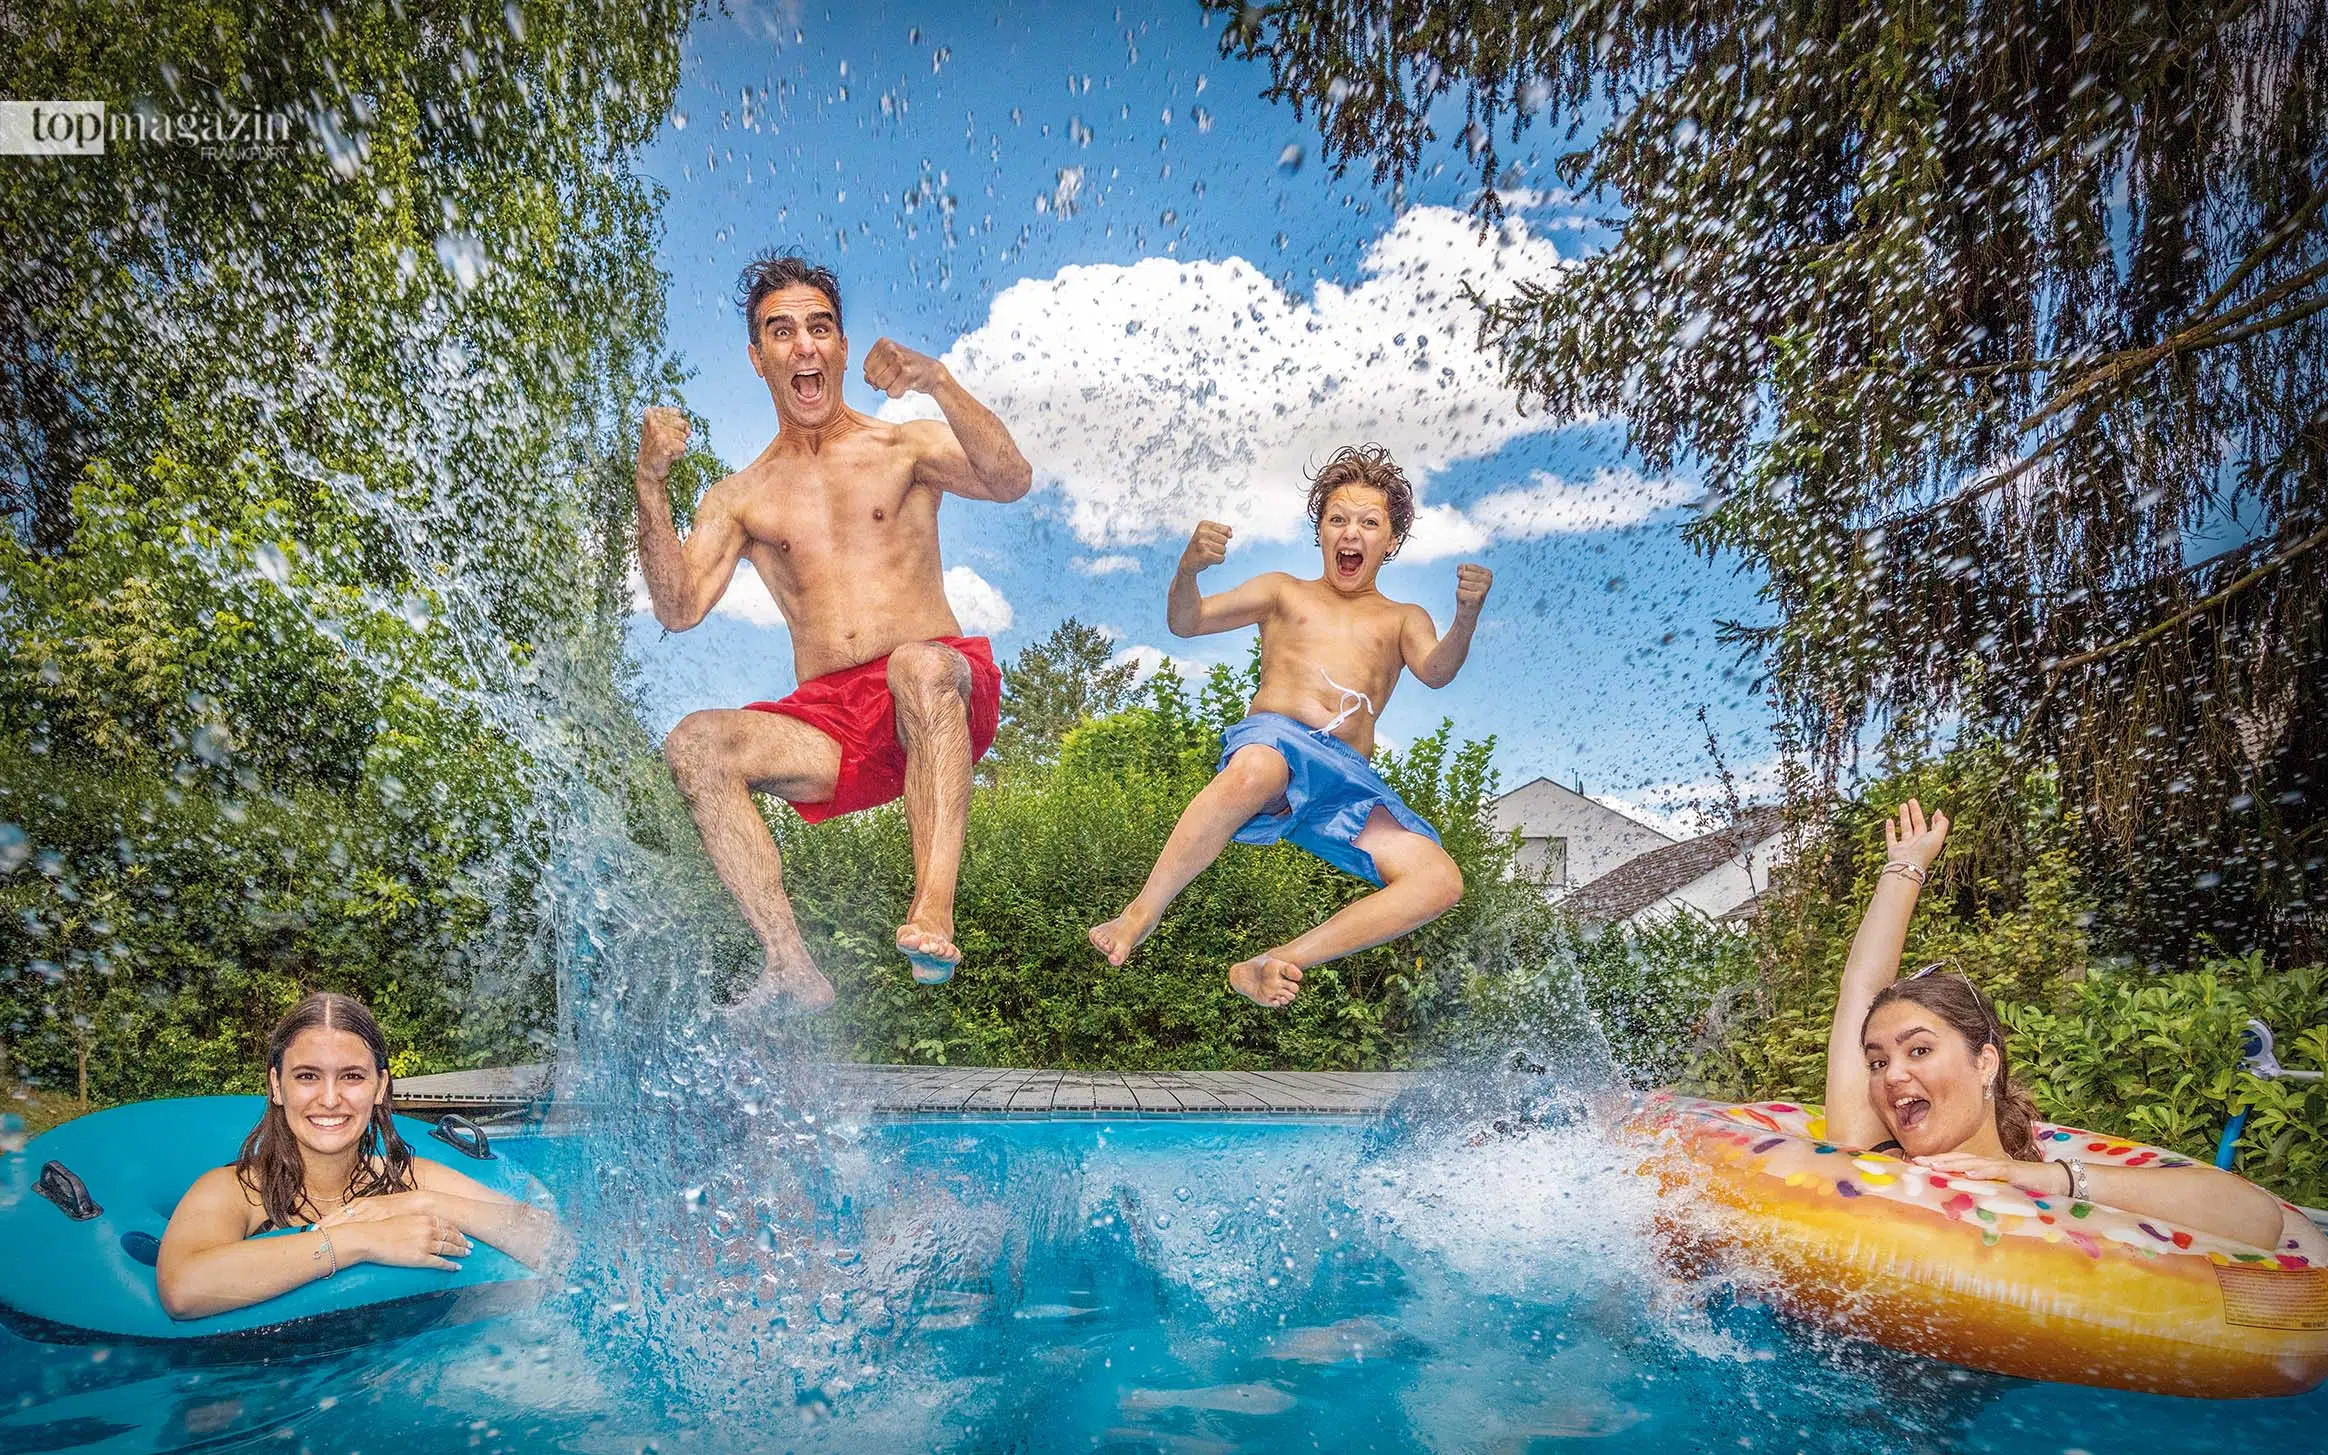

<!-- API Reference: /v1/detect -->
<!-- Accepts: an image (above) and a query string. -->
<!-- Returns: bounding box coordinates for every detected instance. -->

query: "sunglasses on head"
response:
[1908,961,1999,1044]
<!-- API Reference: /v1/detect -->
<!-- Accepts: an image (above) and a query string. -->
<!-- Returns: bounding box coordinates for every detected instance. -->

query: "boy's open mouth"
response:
[1335,548,1363,577]
[790,368,826,406]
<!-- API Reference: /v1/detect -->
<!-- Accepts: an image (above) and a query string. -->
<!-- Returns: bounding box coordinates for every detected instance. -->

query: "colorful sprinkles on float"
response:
[1639,1094,2328,1399]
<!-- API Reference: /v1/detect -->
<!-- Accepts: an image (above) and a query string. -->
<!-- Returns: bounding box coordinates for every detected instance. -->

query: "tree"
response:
[1212,0,2327,959]
[985,617,1143,775]
[0,1,699,1098]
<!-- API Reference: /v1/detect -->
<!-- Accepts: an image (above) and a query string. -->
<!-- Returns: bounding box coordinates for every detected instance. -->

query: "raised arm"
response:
[1822,800,1949,1150]
[634,407,749,632]
[863,338,1033,502]
[1402,564,1493,688]
[1167,520,1282,638]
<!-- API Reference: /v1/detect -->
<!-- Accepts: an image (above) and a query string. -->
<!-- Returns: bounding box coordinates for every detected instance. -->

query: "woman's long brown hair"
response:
[1863,974,2042,1161]
[235,992,416,1230]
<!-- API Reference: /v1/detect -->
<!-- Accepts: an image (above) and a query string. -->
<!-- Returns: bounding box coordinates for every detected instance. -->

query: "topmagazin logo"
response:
[1,102,106,155]
[1,101,298,157]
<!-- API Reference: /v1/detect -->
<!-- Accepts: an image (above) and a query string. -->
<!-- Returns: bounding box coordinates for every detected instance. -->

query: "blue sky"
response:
[622,0,1777,831]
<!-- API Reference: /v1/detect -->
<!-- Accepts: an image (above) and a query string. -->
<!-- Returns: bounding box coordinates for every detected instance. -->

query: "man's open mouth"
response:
[790,369,825,405]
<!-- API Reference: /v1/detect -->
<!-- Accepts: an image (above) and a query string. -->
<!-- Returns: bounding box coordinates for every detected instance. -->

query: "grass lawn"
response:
[7,1085,95,1138]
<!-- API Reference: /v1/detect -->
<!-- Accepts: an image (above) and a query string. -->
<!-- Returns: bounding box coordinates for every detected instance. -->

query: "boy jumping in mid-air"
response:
[1088,445,1492,1007]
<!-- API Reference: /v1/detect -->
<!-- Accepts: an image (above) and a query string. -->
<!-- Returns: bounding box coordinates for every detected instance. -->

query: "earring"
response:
[1983,1081,1995,1101]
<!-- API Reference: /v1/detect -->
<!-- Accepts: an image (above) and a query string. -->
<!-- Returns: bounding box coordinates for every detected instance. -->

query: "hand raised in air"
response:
[861,338,947,398]
[637,406,692,480]
[1884,797,1951,873]
[1182,520,1233,573]
[1454,563,1493,615]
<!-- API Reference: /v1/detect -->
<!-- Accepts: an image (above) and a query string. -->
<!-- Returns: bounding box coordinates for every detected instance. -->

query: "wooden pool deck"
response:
[394,1062,1424,1118]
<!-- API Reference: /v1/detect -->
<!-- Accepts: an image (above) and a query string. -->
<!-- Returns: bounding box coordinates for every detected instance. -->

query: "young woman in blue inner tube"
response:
[155,992,562,1320]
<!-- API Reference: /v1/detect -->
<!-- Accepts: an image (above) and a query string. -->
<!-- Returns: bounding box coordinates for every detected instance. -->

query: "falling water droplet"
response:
[434,232,487,290]
[1277,143,1304,174]
[192,724,232,765]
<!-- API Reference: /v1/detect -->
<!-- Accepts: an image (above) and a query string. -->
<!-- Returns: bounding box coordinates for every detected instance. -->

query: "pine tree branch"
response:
[2178,287,2328,353]
[1861,255,2327,541]
[2185,176,2328,324]
[2041,523,2328,682]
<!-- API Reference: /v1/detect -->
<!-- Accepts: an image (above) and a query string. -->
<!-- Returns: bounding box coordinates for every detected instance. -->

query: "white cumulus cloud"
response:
[1108,642,1210,686]
[1398,468,1700,562]
[1074,553,1141,576]
[944,565,1014,635]
[879,206,1586,549]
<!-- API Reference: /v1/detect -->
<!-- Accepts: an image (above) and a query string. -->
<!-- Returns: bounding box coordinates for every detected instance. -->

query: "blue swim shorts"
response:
[1218,712,1443,887]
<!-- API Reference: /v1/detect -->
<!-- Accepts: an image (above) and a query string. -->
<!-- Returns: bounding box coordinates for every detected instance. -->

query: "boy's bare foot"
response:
[1087,903,1160,967]
[896,920,961,985]
[1227,954,1302,1009]
[728,955,838,1016]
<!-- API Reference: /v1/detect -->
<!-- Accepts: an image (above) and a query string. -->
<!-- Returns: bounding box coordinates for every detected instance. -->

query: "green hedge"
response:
[764,664,1559,1071]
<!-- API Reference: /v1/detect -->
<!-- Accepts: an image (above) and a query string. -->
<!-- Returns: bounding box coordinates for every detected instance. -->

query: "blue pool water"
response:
[3,1113,2324,1453]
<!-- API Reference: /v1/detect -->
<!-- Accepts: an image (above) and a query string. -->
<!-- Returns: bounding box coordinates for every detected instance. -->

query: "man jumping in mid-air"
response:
[634,253,1032,1013]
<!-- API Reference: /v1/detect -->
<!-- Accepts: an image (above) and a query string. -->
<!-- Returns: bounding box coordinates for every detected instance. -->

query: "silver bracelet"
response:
[1881,861,1928,885]
[313,1227,338,1279]
[2060,1159,2090,1203]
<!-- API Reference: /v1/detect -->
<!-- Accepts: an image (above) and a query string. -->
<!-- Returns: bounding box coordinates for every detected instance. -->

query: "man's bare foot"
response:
[896,921,961,985]
[1087,903,1160,967]
[727,956,838,1017]
[1227,954,1302,1009]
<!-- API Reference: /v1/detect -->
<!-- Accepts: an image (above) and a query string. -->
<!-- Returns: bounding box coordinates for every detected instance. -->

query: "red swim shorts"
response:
[742,636,1002,824]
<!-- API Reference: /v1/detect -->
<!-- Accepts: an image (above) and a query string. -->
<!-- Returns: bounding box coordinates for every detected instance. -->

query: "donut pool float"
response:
[0,1096,547,1344]
[1633,1092,2328,1398]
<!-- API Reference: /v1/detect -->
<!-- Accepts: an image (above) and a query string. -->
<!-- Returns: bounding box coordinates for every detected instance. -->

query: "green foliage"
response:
[767,664,1550,1071]
[2006,960,2328,1206]
[985,618,1142,778]
[0,0,696,1102]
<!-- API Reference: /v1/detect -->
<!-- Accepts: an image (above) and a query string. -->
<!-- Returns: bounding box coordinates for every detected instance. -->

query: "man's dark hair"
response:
[1306,444,1416,560]
[736,252,843,341]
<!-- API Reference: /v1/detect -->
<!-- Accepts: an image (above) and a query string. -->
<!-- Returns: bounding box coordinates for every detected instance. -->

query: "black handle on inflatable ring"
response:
[34,1160,101,1221]
[429,1113,495,1160]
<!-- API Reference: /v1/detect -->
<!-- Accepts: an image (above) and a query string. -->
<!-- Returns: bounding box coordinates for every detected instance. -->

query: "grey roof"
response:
[1562,805,1791,923]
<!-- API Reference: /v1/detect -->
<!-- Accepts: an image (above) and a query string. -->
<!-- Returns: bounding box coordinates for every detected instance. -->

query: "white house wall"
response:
[1490,778,1675,888]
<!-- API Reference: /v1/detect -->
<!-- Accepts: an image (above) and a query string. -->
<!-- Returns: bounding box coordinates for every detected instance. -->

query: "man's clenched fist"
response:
[1454,563,1493,615]
[861,338,946,399]
[638,406,692,479]
[1182,520,1233,573]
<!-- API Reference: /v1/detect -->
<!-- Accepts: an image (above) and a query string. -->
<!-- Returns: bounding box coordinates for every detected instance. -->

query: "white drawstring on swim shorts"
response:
[1316,666,1374,737]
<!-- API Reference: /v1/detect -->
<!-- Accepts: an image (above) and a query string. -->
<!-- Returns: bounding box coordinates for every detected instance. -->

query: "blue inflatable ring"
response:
[0,1096,547,1344]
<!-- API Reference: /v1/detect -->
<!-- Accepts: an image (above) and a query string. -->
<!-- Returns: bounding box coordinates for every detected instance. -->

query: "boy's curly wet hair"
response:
[1305,444,1415,560]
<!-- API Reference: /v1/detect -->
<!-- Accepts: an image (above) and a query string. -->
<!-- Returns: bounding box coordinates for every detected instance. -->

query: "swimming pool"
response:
[3,1113,2323,1453]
